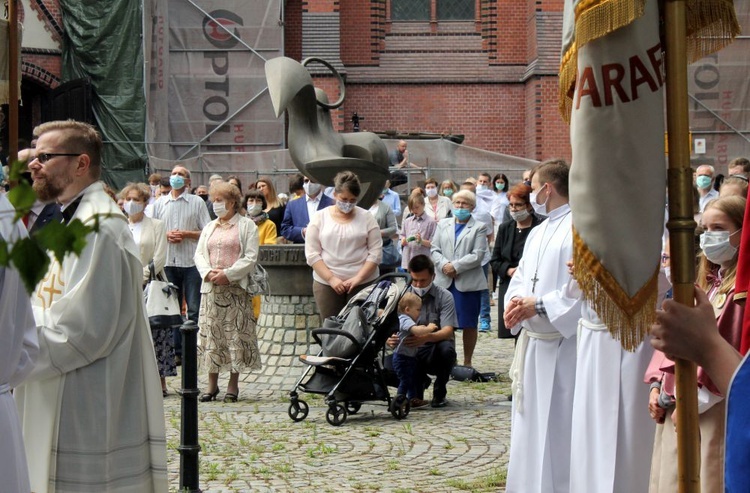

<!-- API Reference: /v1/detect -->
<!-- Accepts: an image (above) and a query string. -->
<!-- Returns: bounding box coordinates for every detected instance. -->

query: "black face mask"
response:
[198,194,208,202]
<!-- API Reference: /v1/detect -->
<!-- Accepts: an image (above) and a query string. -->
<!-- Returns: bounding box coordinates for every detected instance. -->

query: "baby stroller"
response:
[288,272,411,426]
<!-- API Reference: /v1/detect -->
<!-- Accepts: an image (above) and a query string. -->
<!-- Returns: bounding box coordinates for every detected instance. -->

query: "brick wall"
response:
[495,0,527,64]
[22,54,62,88]
[302,0,339,13]
[342,83,526,153]
[285,0,303,61]
[340,0,385,65]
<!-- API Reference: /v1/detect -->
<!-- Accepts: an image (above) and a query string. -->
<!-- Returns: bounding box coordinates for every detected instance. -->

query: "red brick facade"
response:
[288,0,572,162]
[13,0,572,162]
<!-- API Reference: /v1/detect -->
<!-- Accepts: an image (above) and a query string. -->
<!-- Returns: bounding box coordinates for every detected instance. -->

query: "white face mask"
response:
[247,204,262,216]
[529,184,549,216]
[664,266,671,284]
[336,200,356,214]
[700,229,740,264]
[425,187,438,198]
[510,209,530,222]
[212,201,228,218]
[303,181,322,197]
[477,184,488,193]
[412,283,432,297]
[123,200,144,216]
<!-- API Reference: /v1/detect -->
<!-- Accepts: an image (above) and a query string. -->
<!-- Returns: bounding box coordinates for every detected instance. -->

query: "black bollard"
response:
[178,320,201,491]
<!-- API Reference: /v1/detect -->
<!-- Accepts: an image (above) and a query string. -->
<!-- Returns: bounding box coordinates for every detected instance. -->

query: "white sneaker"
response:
[492,291,498,301]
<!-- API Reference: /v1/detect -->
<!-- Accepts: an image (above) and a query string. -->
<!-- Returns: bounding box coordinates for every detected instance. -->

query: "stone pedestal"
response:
[241,244,320,394]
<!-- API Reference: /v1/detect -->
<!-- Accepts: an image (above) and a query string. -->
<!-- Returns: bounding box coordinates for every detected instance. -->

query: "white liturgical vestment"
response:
[0,195,38,493]
[14,182,168,493]
[568,272,670,493]
[504,204,581,493]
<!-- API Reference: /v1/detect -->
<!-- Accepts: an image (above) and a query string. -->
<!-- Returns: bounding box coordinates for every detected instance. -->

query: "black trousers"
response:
[415,340,456,400]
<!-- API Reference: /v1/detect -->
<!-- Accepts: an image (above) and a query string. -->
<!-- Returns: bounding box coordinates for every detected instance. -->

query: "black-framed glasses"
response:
[35,153,81,164]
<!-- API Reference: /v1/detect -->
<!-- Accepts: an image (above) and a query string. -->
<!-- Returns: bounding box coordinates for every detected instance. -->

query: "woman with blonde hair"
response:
[195,181,261,403]
[719,175,749,199]
[646,195,746,493]
[256,177,286,233]
[438,179,458,199]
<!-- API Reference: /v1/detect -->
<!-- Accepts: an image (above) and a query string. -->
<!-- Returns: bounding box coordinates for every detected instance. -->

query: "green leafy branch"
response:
[1,159,96,293]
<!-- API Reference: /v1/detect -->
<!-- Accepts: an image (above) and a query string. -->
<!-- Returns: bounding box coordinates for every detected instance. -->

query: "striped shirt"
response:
[152,191,211,267]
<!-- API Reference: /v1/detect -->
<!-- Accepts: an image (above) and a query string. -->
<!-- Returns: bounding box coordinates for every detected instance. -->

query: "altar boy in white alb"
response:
[14,121,168,493]
[503,159,581,493]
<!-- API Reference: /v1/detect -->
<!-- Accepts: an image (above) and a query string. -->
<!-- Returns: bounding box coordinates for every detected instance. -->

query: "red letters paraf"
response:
[575,43,664,110]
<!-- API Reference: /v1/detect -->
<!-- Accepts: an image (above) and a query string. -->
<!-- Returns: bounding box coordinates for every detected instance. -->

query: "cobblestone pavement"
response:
[164,319,517,492]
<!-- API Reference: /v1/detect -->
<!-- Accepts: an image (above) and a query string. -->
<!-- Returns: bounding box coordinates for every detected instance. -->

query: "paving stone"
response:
[166,305,515,491]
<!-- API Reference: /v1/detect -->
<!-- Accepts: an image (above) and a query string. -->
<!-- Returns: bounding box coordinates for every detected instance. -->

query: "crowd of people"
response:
[2,121,750,491]
[501,157,750,493]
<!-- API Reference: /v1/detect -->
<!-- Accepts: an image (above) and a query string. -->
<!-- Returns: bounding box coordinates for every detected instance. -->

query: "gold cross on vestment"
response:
[36,264,65,309]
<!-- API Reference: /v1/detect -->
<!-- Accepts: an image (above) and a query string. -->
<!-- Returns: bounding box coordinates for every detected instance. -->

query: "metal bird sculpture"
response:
[265,56,391,208]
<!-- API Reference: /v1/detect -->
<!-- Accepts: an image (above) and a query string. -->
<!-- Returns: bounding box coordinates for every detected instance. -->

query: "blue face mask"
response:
[443,189,453,197]
[696,175,712,189]
[170,175,186,190]
[453,208,471,222]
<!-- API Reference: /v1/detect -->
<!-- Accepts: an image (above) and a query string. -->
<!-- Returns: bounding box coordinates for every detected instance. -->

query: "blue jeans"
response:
[164,265,202,356]
[392,352,419,399]
[480,263,490,323]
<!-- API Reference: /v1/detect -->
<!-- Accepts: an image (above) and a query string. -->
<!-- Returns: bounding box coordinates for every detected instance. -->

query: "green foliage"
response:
[1,159,96,293]
[7,181,35,221]
[8,237,50,293]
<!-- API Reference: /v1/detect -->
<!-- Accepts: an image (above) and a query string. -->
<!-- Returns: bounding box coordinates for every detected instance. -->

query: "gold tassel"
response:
[559,42,578,123]
[574,0,645,49]
[558,0,646,123]
[557,0,739,123]
[573,228,659,351]
[685,0,740,62]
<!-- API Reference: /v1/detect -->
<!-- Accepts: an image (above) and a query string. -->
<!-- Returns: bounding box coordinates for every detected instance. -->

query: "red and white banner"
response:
[560,0,739,349]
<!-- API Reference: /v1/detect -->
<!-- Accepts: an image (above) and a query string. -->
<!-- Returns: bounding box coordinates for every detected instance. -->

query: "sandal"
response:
[199,388,220,402]
[223,392,238,403]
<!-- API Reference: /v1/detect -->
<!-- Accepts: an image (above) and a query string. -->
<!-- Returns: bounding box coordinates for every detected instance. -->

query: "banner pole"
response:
[8,0,19,163]
[664,0,701,491]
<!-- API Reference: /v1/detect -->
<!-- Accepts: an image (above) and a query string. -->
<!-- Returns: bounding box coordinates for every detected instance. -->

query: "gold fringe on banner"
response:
[558,0,646,123]
[558,42,577,123]
[685,0,740,62]
[558,0,738,122]
[573,228,659,351]
[574,0,645,49]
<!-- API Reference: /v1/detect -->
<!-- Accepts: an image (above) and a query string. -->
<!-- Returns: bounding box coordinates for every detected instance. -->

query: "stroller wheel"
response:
[288,399,309,422]
[390,395,410,420]
[346,402,362,415]
[326,403,348,426]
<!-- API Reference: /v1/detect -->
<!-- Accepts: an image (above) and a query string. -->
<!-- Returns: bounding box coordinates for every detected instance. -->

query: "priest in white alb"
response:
[0,194,39,493]
[13,120,168,492]
[504,159,582,493]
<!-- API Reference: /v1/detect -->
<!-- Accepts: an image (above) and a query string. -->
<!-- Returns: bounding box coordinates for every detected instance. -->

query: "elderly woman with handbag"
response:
[120,182,173,397]
[195,181,261,403]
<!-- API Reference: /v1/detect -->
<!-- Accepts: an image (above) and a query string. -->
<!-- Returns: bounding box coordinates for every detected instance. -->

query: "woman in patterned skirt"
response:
[195,181,261,403]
